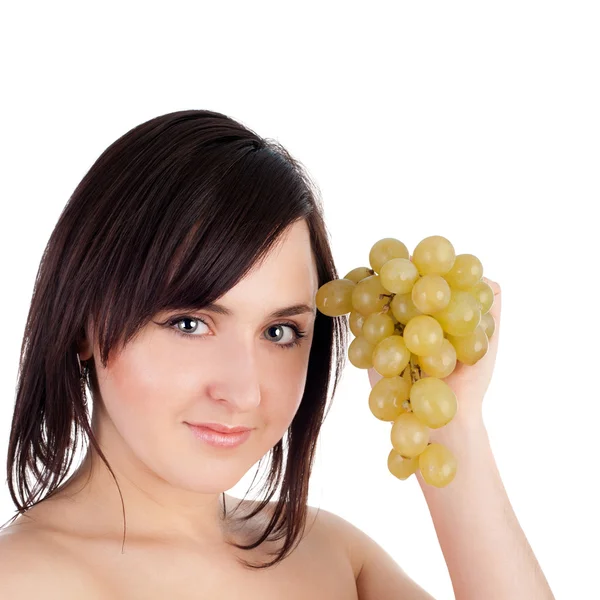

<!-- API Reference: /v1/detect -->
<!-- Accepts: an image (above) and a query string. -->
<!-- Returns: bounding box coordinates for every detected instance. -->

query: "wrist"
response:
[426,408,487,448]
[416,412,491,491]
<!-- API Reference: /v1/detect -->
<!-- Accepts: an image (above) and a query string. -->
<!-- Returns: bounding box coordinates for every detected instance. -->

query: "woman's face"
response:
[83,219,319,494]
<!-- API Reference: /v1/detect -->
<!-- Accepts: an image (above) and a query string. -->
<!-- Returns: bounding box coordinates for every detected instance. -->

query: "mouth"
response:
[186,422,253,434]
[185,423,253,448]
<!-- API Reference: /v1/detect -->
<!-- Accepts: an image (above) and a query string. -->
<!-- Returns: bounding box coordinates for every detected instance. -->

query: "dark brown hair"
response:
[2,109,349,569]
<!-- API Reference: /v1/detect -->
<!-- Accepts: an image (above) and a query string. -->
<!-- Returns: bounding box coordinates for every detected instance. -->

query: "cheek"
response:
[97,341,178,448]
[262,350,311,427]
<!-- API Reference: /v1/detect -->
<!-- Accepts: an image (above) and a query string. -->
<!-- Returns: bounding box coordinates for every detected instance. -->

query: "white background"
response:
[1,2,599,598]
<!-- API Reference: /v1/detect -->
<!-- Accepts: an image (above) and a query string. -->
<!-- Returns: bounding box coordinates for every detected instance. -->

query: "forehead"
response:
[219,220,318,310]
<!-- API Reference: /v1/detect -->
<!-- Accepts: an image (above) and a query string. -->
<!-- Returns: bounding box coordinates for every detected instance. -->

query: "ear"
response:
[76,315,95,362]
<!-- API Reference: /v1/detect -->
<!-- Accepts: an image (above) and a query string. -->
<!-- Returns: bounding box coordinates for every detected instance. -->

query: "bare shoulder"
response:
[305,505,437,600]
[0,522,106,599]
[303,504,363,579]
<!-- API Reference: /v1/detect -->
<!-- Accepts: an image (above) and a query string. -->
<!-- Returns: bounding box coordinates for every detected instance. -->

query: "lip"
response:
[185,423,253,448]
[186,422,253,434]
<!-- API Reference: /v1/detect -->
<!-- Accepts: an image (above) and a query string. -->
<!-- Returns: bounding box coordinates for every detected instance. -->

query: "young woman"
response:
[0,110,554,599]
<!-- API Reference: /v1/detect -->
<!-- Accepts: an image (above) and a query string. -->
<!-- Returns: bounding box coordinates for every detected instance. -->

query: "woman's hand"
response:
[368,277,502,427]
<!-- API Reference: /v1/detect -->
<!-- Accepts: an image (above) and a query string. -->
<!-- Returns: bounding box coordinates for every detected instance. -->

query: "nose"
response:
[206,335,262,412]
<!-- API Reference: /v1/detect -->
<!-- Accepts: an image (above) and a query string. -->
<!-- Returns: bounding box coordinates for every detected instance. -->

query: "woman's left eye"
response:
[264,324,303,347]
[166,316,306,350]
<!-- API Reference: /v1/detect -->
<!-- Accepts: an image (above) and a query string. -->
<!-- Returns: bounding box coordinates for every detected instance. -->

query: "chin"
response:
[168,465,247,495]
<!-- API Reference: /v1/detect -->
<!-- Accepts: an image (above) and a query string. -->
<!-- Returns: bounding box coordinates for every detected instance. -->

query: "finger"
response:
[368,367,383,388]
[481,277,501,351]
[482,275,500,293]
[482,276,501,323]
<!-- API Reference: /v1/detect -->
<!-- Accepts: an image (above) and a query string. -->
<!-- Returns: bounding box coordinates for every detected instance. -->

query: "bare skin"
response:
[0,219,360,598]
[1,487,360,599]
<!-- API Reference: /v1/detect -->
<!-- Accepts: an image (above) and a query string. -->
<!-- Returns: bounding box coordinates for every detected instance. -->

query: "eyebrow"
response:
[196,302,317,319]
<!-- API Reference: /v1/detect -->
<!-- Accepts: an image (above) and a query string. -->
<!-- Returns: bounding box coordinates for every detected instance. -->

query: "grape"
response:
[466,280,494,315]
[379,258,420,294]
[390,292,423,325]
[417,339,457,378]
[316,278,355,317]
[314,234,496,489]
[348,336,375,369]
[447,325,489,365]
[349,311,366,337]
[369,376,411,421]
[409,377,457,428]
[362,312,396,346]
[351,275,391,316]
[480,311,495,339]
[402,315,444,356]
[388,449,419,480]
[419,443,457,487]
[344,266,374,283]
[411,274,452,314]
[443,254,484,290]
[432,289,481,336]
[390,413,430,458]
[372,335,411,377]
[369,238,410,274]
[412,236,456,276]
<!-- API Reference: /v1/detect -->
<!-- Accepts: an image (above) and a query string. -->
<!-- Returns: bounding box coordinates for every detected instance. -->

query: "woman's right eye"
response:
[167,316,211,339]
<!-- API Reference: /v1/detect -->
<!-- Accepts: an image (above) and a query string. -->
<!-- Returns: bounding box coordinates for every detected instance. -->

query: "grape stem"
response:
[408,355,423,384]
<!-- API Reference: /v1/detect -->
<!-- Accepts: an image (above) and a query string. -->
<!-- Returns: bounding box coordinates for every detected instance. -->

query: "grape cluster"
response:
[315,235,496,488]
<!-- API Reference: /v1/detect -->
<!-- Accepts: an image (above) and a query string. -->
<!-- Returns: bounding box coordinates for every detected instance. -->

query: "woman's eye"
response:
[171,317,210,336]
[264,324,296,345]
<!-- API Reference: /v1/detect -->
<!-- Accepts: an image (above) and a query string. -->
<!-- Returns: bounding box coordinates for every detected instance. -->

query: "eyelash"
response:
[165,315,307,350]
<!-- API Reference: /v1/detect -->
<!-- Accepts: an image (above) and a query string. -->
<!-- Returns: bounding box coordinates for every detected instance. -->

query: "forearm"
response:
[416,414,555,600]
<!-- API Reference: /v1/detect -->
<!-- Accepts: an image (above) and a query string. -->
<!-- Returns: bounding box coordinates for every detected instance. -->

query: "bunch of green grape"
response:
[315,235,496,488]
